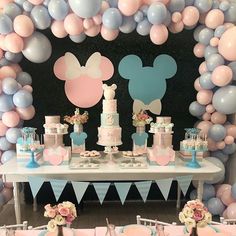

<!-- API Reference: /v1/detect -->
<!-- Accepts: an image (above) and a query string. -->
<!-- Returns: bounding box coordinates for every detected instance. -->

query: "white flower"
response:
[197,220,207,228]
[62,201,73,208]
[179,212,187,223]
[183,207,194,218]
[54,215,66,225]
[203,212,212,224]
[47,220,58,232]
[185,218,196,232]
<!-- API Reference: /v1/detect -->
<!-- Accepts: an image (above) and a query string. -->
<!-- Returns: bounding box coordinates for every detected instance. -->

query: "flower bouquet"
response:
[179,199,212,236]
[44,201,77,233]
[64,108,89,125]
[132,110,153,127]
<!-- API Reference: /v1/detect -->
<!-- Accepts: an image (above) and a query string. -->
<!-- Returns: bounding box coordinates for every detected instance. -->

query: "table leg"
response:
[13,182,21,224]
[33,197,38,212]
[197,180,204,201]
[176,183,181,209]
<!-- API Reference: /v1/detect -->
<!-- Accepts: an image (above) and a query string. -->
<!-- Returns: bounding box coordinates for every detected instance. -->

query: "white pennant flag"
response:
[93,183,110,204]
[176,175,193,196]
[135,181,152,202]
[50,179,67,201]
[114,182,132,205]
[155,178,173,201]
[28,176,45,198]
[72,182,89,204]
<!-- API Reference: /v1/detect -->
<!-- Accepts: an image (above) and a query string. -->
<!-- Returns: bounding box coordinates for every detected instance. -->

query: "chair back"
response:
[136,215,176,227]
[0,221,28,230]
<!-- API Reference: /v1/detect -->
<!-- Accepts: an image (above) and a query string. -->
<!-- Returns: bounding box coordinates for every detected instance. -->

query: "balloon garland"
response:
[0,0,236,213]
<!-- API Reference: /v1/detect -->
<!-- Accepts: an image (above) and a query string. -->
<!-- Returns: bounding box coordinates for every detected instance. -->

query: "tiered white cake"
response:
[97,84,122,147]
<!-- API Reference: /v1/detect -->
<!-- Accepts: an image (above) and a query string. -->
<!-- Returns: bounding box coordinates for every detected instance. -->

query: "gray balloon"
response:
[189,101,206,117]
[222,143,236,155]
[194,0,213,13]
[204,46,218,60]
[163,10,171,26]
[219,1,230,11]
[0,14,13,35]
[212,0,220,9]
[3,3,22,20]
[211,151,229,164]
[147,2,168,24]
[206,53,224,71]
[212,85,236,114]
[102,8,123,30]
[167,0,185,13]
[134,11,144,23]
[4,52,23,63]
[193,25,205,42]
[140,5,149,15]
[22,31,52,63]
[69,33,86,43]
[15,0,26,7]
[208,124,227,142]
[23,1,33,12]
[214,25,226,38]
[185,0,195,6]
[16,71,32,86]
[48,0,69,21]
[0,58,10,67]
[119,16,136,34]
[199,72,215,89]
[228,62,236,81]
[199,28,214,45]
[136,18,152,36]
[224,3,236,23]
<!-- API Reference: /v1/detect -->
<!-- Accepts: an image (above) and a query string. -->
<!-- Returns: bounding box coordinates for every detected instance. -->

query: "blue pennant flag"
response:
[93,183,110,204]
[50,179,67,201]
[28,176,45,198]
[155,178,173,201]
[135,181,152,202]
[176,175,193,196]
[72,182,89,204]
[114,182,132,205]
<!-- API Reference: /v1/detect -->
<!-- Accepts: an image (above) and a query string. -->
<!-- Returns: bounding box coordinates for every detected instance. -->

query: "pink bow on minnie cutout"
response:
[43,146,68,166]
[53,52,114,108]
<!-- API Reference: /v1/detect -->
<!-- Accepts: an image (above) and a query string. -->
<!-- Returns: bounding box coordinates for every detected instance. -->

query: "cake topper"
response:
[102,84,117,100]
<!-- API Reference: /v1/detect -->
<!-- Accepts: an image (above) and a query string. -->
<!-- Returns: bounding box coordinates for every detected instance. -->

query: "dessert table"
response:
[0,157,221,224]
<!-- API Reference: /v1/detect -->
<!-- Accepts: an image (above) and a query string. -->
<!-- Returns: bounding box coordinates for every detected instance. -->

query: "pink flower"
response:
[66,214,75,224]
[193,210,204,221]
[44,204,52,211]
[58,207,70,217]
[47,209,57,218]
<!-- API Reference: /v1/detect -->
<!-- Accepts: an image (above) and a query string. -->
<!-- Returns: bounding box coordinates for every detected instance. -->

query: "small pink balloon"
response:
[182,6,200,27]
[28,0,44,5]
[207,138,218,151]
[224,135,234,145]
[0,35,7,51]
[1,187,13,202]
[150,24,168,45]
[0,0,14,8]
[51,20,68,38]
[168,21,184,33]
[4,182,13,188]
[226,125,236,139]
[2,111,20,128]
[4,33,24,53]
[83,18,94,30]
[23,85,33,93]
[53,57,66,81]
[216,184,232,198]
[196,89,213,105]
[0,66,17,80]
[227,203,236,219]
[199,61,208,75]
[210,112,226,124]
[216,141,226,150]
[218,27,236,61]
[16,105,35,120]
[93,14,102,25]
[64,13,83,36]
[13,15,34,38]
[118,0,141,16]
[11,64,22,74]
[223,209,228,219]
[193,43,205,58]
[221,188,235,206]
[210,37,219,47]
[197,121,213,136]
[100,1,110,14]
[101,26,119,41]
[172,12,182,23]
[194,78,202,91]
[85,25,101,37]
[202,112,211,121]
[211,65,233,86]
[224,23,234,29]
[0,120,8,136]
[206,104,215,113]
[205,9,224,29]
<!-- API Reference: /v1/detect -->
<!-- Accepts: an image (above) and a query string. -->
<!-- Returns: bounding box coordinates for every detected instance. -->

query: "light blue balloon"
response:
[23,1,33,12]
[214,25,226,38]
[1,150,16,164]
[193,25,205,42]
[136,18,152,36]
[185,0,195,6]
[16,72,32,86]
[147,2,167,24]
[199,72,215,89]
[211,150,229,163]
[6,128,21,144]
[140,5,149,15]
[0,179,4,192]
[119,16,136,34]
[69,33,86,43]
[68,0,102,18]
[204,46,218,60]
[108,0,118,8]
[134,11,144,23]
[167,0,185,13]
[3,3,22,20]
[30,5,51,30]
[224,3,236,23]
[102,8,123,30]
[13,89,33,108]
[43,0,50,6]
[0,193,6,206]
[194,0,213,13]
[228,62,236,81]
[232,183,236,200]
[2,77,19,95]
[15,0,26,7]
[207,197,225,216]
[203,184,216,201]
[0,14,13,35]
[189,101,206,117]
[208,124,226,142]
[212,0,220,9]
[4,52,23,63]
[222,143,236,155]
[48,0,69,21]
[163,10,171,26]
[220,1,230,11]
[0,137,11,151]
[0,58,10,67]
[199,28,214,45]
[212,85,236,114]
[206,53,224,71]
[190,189,197,200]
[0,94,14,112]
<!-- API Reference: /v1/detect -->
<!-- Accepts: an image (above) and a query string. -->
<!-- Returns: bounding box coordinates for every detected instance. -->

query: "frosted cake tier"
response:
[97,127,122,146]
[102,100,117,113]
[101,113,119,127]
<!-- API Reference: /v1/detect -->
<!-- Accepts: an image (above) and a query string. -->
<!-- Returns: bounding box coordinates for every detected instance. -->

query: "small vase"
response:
[190,227,198,236]
[132,125,147,154]
[71,124,85,153]
[57,226,63,236]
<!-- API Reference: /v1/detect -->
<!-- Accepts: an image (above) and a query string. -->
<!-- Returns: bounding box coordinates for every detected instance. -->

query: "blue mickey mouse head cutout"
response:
[118,54,177,114]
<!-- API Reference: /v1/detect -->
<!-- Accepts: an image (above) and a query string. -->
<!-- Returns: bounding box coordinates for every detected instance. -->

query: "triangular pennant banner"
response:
[93,183,110,204]
[28,176,45,198]
[155,178,173,201]
[72,182,90,204]
[176,175,193,196]
[114,182,132,205]
[50,179,67,201]
[135,181,152,202]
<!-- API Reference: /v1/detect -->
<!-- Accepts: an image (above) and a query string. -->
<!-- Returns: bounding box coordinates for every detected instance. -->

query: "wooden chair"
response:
[0,221,28,230]
[136,215,177,227]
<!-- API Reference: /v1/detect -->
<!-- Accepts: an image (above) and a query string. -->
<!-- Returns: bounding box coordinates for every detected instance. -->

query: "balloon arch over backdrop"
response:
[0,0,236,216]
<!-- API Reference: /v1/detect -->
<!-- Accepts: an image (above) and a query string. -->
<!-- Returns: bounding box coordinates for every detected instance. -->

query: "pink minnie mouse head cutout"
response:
[53,52,114,108]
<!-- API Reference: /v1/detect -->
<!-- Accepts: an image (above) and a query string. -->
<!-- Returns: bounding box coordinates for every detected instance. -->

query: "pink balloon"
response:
[207,138,217,151]
[216,184,232,198]
[224,136,234,145]
[10,64,22,74]
[0,66,16,80]
[194,78,202,91]
[193,43,205,58]
[224,23,234,29]
[4,33,24,53]
[0,35,7,51]
[0,120,8,136]
[202,112,211,121]
[196,89,213,105]
[223,209,228,219]
[0,48,3,59]
[150,24,168,45]
[51,21,68,38]
[206,104,215,113]
[168,21,184,33]
[172,12,182,23]
[16,106,35,120]
[218,27,236,61]
[211,65,233,86]
[118,0,141,16]
[53,57,66,81]
[205,9,224,29]
[199,61,208,75]
[93,14,102,25]
[101,26,119,41]
[2,111,20,128]
[182,6,200,27]
[210,37,219,47]
[23,85,33,93]
[100,1,110,14]
[1,187,13,202]
[226,125,236,139]
[211,112,227,124]
[0,0,13,8]
[65,76,103,108]
[197,121,213,136]
[222,189,235,206]
[83,19,94,30]
[227,203,236,219]
[64,14,83,36]
[216,141,226,150]
[100,56,114,81]
[13,15,34,38]
[28,0,44,4]
[85,25,101,37]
